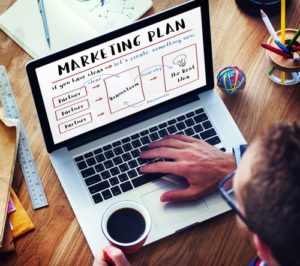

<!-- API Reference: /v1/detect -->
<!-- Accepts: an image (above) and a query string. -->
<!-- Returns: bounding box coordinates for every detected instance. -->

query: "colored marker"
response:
[261,43,292,59]
[275,40,290,53]
[287,29,300,50]
[260,10,279,42]
[291,46,300,52]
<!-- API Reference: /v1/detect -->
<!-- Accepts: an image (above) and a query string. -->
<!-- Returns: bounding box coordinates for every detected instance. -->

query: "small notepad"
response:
[0,0,152,58]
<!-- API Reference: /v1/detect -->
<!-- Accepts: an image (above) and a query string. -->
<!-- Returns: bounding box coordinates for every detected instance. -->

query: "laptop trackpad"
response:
[142,185,209,230]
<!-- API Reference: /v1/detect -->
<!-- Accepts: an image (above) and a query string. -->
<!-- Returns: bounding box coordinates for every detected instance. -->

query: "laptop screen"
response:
[27,0,214,152]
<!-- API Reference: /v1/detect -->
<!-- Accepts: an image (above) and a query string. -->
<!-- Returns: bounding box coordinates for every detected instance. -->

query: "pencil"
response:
[287,29,300,50]
[261,43,292,58]
[280,0,286,83]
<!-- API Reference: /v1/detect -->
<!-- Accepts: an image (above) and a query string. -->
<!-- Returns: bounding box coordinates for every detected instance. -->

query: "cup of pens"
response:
[263,28,300,85]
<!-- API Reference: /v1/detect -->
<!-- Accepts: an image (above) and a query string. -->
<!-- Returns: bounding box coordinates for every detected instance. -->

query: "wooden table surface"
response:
[0,0,299,265]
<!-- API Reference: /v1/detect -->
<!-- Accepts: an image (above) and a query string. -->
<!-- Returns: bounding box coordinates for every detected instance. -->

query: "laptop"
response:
[26,0,246,256]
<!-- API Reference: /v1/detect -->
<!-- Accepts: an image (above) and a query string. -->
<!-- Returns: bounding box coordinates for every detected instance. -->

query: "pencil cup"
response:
[265,28,300,85]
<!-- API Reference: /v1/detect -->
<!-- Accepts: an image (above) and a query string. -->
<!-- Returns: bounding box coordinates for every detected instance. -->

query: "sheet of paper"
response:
[0,0,99,58]
[62,0,153,33]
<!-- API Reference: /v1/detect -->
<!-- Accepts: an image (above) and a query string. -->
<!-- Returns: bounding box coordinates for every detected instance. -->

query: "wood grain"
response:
[0,0,299,265]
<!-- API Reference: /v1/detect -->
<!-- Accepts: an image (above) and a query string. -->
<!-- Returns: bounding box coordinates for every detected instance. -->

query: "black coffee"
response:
[107,208,146,243]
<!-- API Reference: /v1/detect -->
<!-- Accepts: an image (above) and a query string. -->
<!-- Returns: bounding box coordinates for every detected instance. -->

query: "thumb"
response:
[104,245,131,266]
[160,188,197,202]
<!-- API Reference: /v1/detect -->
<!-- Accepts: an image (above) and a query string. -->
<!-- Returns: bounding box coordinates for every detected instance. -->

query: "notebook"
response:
[0,0,152,58]
[26,0,246,256]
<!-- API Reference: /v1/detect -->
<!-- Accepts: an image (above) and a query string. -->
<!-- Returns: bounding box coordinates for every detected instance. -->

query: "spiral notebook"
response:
[0,0,152,58]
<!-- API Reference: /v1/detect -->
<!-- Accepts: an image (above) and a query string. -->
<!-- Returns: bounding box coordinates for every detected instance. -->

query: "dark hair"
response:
[243,121,300,266]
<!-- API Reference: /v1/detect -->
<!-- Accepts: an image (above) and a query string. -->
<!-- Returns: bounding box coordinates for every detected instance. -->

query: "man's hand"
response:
[93,245,130,266]
[140,135,236,202]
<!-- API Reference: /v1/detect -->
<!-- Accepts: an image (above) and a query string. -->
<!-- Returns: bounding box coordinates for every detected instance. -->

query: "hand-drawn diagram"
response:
[162,44,199,92]
[104,67,145,114]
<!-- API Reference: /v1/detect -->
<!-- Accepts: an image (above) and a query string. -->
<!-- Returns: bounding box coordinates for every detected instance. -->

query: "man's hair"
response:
[243,121,300,266]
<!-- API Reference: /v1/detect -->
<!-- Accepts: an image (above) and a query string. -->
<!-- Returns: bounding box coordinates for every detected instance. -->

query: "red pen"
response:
[261,43,293,59]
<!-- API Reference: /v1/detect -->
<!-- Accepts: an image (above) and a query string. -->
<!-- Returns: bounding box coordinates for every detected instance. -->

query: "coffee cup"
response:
[101,201,151,253]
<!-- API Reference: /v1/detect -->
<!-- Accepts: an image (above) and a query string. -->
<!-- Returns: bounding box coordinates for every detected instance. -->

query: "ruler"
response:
[0,65,48,209]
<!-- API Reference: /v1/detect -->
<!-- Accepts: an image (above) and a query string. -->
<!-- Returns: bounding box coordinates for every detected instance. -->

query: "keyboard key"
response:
[195,108,204,114]
[128,169,138,178]
[132,173,164,188]
[112,140,121,147]
[94,148,103,154]
[131,133,140,140]
[113,156,123,165]
[149,126,159,132]
[132,139,142,148]
[128,159,138,168]
[131,149,140,158]
[102,189,112,200]
[158,129,168,138]
[111,186,122,196]
[150,132,159,141]
[77,161,87,170]
[167,125,177,134]
[92,193,103,204]
[119,163,129,172]
[95,154,105,162]
[104,150,114,159]
[89,180,110,194]
[141,136,150,145]
[85,174,101,186]
[121,137,130,144]
[185,118,195,127]
[167,119,176,125]
[122,153,132,161]
[184,128,195,136]
[193,134,201,139]
[220,147,226,152]
[114,146,123,155]
[103,144,112,151]
[194,113,208,123]
[109,177,119,186]
[81,167,96,178]
[140,129,149,136]
[118,173,128,182]
[140,146,149,152]
[120,181,133,192]
[137,157,148,165]
[186,111,195,118]
[158,122,168,129]
[206,136,221,145]
[95,163,105,172]
[200,128,217,140]
[110,167,120,176]
[193,124,204,133]
[84,152,93,159]
[123,143,133,152]
[202,121,212,129]
[100,170,111,180]
[75,155,84,162]
[104,160,114,169]
[86,157,96,166]
[176,122,186,130]
[177,115,186,121]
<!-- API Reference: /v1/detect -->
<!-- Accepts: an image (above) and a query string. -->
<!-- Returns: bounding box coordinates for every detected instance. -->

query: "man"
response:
[94,121,300,266]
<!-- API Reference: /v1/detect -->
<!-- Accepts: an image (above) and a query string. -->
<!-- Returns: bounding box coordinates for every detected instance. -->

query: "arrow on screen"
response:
[97,112,105,117]
[95,97,103,102]
[150,76,157,81]
[105,65,112,69]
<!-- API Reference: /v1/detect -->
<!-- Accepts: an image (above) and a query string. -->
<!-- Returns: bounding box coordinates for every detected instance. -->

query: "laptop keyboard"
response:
[74,107,226,204]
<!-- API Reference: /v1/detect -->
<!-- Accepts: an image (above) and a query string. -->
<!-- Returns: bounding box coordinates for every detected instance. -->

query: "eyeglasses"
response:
[219,171,255,231]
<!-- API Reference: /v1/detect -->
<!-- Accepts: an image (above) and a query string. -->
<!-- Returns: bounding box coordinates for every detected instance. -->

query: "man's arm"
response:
[140,135,236,202]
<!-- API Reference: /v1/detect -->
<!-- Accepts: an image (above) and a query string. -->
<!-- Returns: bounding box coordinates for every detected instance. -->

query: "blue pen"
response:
[38,0,51,48]
[275,40,290,53]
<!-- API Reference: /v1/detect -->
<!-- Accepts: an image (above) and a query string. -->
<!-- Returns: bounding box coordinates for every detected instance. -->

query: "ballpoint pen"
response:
[38,0,51,48]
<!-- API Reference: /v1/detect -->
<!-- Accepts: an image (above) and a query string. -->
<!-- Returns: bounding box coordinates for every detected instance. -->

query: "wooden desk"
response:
[1,0,299,265]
